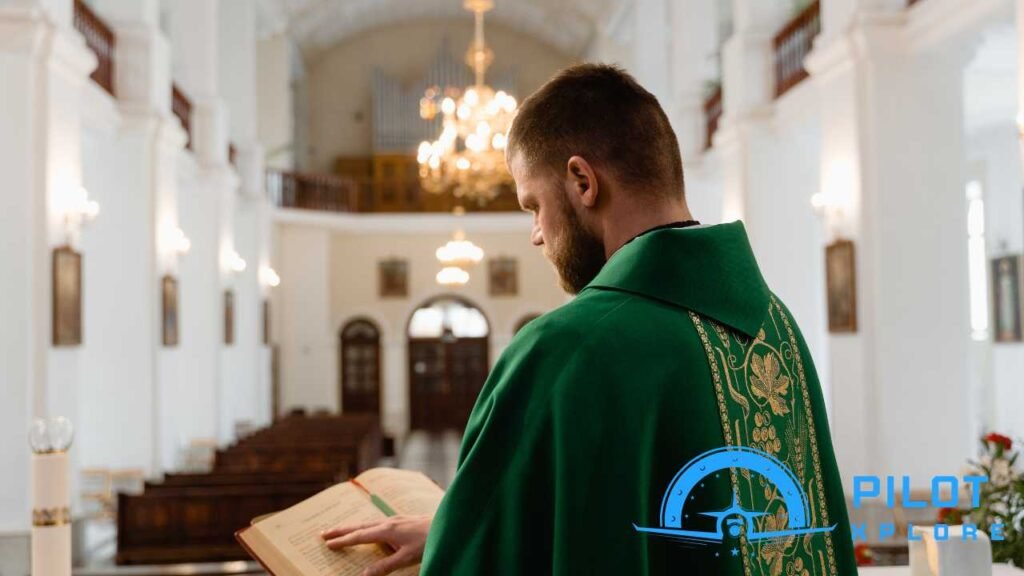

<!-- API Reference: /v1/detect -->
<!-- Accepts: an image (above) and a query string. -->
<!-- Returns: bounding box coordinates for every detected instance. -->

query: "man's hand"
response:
[321,514,433,576]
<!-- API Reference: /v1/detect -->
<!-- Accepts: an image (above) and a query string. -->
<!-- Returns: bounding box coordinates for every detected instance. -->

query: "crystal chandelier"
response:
[417,0,517,205]
[435,215,485,287]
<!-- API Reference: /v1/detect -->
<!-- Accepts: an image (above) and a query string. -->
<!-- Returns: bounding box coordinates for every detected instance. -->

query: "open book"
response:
[236,468,445,576]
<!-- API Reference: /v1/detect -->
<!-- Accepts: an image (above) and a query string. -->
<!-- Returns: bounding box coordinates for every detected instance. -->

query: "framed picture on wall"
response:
[52,245,83,346]
[488,257,518,297]
[825,239,857,334]
[992,255,1024,343]
[162,275,179,347]
[378,258,408,298]
[224,290,235,345]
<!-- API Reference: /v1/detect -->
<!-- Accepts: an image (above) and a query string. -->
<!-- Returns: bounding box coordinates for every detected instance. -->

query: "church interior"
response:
[1,0,1023,572]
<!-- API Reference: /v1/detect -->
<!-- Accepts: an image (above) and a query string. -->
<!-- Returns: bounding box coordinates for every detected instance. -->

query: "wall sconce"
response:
[228,251,247,274]
[814,159,858,240]
[64,186,100,241]
[260,266,281,288]
[163,226,191,256]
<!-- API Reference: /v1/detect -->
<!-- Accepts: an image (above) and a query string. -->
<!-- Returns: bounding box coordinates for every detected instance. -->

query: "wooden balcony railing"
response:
[773,1,821,98]
[171,84,193,151]
[73,0,116,96]
[267,171,358,213]
[703,85,723,150]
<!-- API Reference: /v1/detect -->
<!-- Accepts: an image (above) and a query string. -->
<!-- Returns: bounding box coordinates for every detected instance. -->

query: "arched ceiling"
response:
[255,0,629,58]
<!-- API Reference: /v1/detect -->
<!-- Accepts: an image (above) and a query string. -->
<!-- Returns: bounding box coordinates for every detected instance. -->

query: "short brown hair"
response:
[507,63,684,197]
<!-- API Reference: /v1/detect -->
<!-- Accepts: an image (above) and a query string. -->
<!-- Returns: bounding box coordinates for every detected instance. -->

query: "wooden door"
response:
[340,319,381,416]
[408,336,489,431]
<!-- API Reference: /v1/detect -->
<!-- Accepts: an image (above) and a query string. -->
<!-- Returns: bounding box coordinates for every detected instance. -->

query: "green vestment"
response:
[421,222,858,575]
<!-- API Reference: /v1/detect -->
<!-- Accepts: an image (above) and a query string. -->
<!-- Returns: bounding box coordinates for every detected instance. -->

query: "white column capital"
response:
[112,22,171,113]
[192,97,230,167]
[236,143,266,200]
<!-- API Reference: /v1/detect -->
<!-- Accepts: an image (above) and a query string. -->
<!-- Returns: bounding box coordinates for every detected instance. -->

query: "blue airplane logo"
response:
[633,447,836,545]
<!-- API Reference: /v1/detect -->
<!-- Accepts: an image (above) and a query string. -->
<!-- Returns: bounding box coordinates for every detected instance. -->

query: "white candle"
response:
[31,451,72,576]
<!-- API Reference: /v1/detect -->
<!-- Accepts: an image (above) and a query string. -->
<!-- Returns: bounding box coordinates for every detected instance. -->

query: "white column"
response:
[669,0,718,161]
[632,0,672,109]
[1018,0,1024,167]
[218,0,271,434]
[715,0,791,225]
[808,3,975,483]
[75,0,186,476]
[166,0,238,443]
[0,0,94,553]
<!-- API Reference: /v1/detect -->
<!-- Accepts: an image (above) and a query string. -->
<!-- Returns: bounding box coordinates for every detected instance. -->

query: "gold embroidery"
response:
[772,296,838,573]
[690,300,838,576]
[750,352,792,416]
[32,506,70,527]
[690,312,752,576]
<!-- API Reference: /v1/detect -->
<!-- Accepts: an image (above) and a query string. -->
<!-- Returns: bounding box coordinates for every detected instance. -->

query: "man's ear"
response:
[565,156,598,208]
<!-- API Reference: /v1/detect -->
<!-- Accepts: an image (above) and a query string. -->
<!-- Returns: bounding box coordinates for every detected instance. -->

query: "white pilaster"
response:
[808,4,975,484]
[715,0,791,225]
[669,0,719,161]
[632,0,672,109]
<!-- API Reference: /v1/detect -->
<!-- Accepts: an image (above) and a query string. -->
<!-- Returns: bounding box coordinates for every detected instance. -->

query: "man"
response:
[322,64,857,575]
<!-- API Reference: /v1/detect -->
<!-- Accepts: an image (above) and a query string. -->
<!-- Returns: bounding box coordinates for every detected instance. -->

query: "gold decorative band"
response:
[32,507,71,527]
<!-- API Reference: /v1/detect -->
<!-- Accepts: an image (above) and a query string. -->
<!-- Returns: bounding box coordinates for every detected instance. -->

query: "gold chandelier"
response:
[434,209,485,287]
[417,0,517,205]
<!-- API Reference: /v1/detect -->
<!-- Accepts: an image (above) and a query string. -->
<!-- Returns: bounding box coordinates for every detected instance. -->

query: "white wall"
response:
[276,224,333,412]
[274,213,567,438]
[969,124,1024,438]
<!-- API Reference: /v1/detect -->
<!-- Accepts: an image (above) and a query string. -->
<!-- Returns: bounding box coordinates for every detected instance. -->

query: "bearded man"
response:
[322,64,857,576]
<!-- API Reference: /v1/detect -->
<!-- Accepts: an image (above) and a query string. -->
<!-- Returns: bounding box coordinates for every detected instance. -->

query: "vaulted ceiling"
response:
[255,0,629,58]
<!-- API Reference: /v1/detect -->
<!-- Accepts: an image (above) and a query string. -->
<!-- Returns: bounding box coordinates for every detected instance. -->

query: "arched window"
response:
[340,318,381,416]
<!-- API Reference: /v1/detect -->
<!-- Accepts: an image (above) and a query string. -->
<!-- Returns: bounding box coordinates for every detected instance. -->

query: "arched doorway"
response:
[407,296,490,431]
[340,318,382,417]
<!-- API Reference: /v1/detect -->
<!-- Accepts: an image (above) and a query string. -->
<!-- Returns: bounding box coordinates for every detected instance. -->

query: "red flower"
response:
[854,543,874,566]
[984,433,1013,451]
[937,507,958,524]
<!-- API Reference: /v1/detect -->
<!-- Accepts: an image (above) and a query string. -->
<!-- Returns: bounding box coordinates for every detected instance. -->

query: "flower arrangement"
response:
[854,542,874,566]
[940,433,1024,566]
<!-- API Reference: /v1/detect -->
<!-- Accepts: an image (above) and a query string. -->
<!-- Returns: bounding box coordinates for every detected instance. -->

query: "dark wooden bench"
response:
[116,414,382,565]
[116,483,330,564]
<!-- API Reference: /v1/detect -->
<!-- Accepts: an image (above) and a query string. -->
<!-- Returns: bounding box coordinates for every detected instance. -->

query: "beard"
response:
[545,195,607,295]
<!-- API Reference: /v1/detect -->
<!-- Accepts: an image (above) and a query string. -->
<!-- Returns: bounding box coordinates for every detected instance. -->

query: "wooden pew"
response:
[150,471,337,489]
[116,483,330,564]
[116,414,381,565]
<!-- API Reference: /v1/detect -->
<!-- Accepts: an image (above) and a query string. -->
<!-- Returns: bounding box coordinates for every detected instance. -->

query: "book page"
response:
[252,482,417,576]
[354,468,445,517]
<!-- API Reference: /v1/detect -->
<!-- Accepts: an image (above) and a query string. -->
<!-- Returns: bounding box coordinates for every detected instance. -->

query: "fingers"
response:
[324,524,393,550]
[321,521,378,541]
[362,549,418,576]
